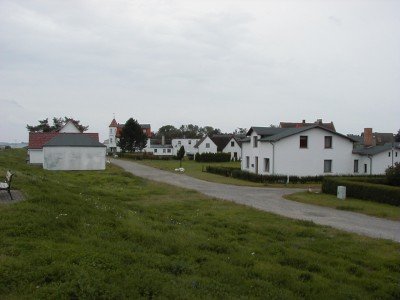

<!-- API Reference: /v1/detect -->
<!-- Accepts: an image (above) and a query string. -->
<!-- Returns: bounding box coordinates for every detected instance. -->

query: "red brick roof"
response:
[29,132,99,149]
[109,118,118,127]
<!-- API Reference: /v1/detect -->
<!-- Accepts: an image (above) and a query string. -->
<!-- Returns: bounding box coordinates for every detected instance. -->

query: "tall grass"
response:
[0,149,399,299]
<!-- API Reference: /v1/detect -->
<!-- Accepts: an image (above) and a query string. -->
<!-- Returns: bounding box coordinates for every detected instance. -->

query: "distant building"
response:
[107,118,152,153]
[194,134,243,160]
[28,120,105,170]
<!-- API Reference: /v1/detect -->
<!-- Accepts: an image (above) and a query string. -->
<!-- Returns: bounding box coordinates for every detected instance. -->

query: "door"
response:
[255,156,258,174]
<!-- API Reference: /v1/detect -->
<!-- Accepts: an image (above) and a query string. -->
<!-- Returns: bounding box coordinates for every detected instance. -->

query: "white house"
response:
[171,139,199,156]
[43,134,106,170]
[221,136,242,160]
[241,125,356,176]
[144,138,173,156]
[28,121,104,170]
[353,143,400,174]
[194,136,218,154]
[194,135,243,160]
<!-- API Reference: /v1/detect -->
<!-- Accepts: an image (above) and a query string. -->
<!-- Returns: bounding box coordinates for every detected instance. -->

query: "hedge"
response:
[117,152,175,161]
[322,177,400,206]
[195,153,231,162]
[205,167,324,184]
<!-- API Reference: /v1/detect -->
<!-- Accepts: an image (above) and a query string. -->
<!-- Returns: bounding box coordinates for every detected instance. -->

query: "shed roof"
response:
[43,133,104,147]
[352,143,399,156]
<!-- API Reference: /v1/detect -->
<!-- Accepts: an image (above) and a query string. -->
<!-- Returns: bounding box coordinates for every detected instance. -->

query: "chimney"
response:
[317,119,322,124]
[302,119,306,124]
[162,135,165,146]
[364,128,373,147]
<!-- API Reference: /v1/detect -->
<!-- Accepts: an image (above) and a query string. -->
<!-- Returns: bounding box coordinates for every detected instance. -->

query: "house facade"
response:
[27,121,105,170]
[194,136,218,154]
[241,125,355,176]
[43,134,106,170]
[171,139,199,156]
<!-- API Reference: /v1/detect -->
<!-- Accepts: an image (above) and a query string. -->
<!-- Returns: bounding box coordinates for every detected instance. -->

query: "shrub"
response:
[206,167,323,184]
[322,177,400,206]
[385,162,400,186]
[118,152,173,161]
[195,153,231,162]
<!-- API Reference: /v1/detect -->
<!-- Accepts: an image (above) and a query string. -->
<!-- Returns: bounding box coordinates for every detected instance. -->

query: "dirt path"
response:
[112,159,400,243]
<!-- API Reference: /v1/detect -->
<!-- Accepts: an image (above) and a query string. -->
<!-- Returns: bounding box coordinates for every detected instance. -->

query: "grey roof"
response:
[141,124,151,129]
[150,144,173,149]
[44,134,105,147]
[243,125,356,143]
[353,143,399,156]
[246,127,285,137]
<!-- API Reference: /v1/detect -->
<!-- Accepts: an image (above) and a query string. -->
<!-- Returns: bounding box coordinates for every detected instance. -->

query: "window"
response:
[178,141,181,145]
[246,156,250,168]
[253,136,258,148]
[206,143,210,148]
[110,138,113,144]
[188,140,191,145]
[396,152,398,157]
[167,149,171,153]
[300,136,308,148]
[388,152,391,157]
[154,149,158,153]
[364,164,367,173]
[324,136,332,148]
[109,128,112,134]
[264,158,270,172]
[163,149,166,153]
[231,141,234,147]
[354,160,359,173]
[324,160,332,173]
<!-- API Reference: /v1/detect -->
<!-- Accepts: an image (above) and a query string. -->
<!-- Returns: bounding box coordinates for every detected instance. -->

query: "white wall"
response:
[356,148,400,175]
[43,147,106,170]
[222,138,242,160]
[172,139,199,155]
[146,147,173,156]
[242,128,355,176]
[197,136,217,154]
[60,122,81,133]
[28,149,43,164]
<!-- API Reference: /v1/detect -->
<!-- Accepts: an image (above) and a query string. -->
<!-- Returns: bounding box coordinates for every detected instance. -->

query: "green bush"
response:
[118,152,173,161]
[385,162,400,186]
[195,152,231,162]
[206,167,323,184]
[322,177,400,206]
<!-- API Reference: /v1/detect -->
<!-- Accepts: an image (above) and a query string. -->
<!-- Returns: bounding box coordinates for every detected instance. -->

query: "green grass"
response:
[1,149,399,299]
[285,191,400,221]
[135,159,266,186]
[134,159,321,189]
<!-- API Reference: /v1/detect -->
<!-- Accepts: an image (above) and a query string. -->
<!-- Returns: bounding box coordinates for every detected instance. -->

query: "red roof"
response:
[109,118,118,127]
[29,132,99,149]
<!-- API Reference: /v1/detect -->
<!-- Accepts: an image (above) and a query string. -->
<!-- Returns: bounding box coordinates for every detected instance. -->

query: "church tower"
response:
[109,117,118,153]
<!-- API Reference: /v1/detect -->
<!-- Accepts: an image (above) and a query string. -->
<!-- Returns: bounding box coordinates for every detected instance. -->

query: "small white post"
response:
[337,186,346,200]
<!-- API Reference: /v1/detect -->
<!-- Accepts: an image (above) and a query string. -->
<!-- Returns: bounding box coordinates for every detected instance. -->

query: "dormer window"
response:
[253,136,258,148]
[231,141,234,147]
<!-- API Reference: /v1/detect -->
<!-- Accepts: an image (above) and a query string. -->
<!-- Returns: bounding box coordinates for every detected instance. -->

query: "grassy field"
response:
[134,159,320,188]
[284,192,400,221]
[0,149,399,299]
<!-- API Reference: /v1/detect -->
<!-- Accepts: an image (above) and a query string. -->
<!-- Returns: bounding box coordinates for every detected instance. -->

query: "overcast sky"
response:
[1,0,399,142]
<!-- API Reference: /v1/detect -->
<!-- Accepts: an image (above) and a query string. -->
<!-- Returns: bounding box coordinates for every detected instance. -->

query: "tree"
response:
[233,127,247,135]
[200,126,221,137]
[155,125,181,140]
[177,146,185,168]
[395,129,400,142]
[118,118,147,152]
[27,117,88,132]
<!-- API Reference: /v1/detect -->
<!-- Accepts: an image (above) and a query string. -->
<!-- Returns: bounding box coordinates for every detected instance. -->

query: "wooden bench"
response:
[0,170,13,200]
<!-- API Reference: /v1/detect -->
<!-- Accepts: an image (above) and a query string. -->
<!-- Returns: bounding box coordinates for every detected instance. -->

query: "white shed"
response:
[43,134,106,170]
